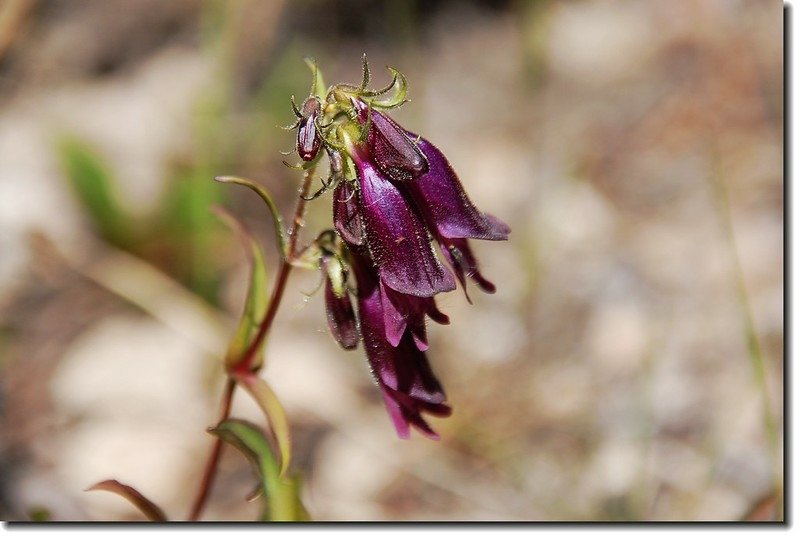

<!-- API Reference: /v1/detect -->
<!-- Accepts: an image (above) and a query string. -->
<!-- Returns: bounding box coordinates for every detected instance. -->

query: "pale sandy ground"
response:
[0,0,783,521]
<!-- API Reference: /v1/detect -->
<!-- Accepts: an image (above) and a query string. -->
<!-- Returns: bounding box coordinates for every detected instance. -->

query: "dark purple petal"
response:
[354,155,455,297]
[352,99,428,182]
[441,237,496,303]
[379,281,413,348]
[333,181,364,246]
[324,272,359,350]
[404,133,511,241]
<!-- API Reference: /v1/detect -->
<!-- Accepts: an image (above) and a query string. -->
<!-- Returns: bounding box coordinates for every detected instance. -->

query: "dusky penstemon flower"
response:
[293,56,510,438]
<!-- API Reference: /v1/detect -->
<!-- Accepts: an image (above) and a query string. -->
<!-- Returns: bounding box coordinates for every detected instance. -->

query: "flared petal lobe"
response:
[379,282,449,351]
[352,99,428,182]
[354,155,455,297]
[404,133,511,241]
[440,237,497,300]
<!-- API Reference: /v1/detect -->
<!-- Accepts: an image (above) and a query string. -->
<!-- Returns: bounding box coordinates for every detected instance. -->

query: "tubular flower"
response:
[293,58,510,438]
[348,142,456,298]
[349,98,510,300]
[350,249,452,440]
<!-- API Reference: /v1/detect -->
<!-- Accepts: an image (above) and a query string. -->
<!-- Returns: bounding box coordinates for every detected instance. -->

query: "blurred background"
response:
[0,0,783,522]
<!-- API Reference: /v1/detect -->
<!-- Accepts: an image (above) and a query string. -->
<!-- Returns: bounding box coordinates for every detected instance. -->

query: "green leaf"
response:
[56,136,133,248]
[210,419,307,521]
[235,373,292,479]
[213,207,269,371]
[86,479,168,521]
[214,176,286,259]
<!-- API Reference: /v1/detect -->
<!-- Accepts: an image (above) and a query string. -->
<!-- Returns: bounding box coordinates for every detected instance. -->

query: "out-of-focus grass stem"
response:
[708,146,782,520]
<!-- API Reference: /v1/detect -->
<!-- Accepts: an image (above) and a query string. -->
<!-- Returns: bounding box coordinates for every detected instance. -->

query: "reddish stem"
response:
[234,171,314,375]
[187,167,315,521]
[187,377,236,521]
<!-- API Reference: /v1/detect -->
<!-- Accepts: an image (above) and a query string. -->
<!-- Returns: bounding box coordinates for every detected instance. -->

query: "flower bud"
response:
[297,97,322,161]
[321,254,358,350]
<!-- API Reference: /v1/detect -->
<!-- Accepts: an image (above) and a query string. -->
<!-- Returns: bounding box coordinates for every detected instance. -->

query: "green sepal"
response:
[369,67,408,109]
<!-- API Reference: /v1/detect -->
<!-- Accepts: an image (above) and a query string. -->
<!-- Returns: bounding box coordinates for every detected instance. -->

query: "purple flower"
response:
[347,98,510,299]
[324,92,511,439]
[350,250,452,440]
[404,134,510,241]
[349,144,456,298]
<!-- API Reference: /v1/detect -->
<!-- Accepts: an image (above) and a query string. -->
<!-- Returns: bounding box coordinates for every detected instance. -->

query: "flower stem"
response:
[235,165,316,374]
[187,166,316,521]
[187,377,236,521]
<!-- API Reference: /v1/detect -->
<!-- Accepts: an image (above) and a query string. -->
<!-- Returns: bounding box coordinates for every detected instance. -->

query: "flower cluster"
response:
[291,58,510,439]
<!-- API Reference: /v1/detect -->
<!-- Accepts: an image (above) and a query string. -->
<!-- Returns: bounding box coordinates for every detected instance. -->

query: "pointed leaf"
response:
[213,207,269,370]
[209,419,306,521]
[235,373,292,479]
[86,480,167,521]
[215,176,287,259]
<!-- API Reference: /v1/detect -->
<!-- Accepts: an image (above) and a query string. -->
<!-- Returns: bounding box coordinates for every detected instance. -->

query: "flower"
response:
[347,141,456,298]
[349,249,452,440]
[347,98,510,300]
[301,62,510,439]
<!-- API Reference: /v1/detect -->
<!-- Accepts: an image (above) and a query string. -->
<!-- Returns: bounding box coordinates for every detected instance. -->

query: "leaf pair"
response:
[212,195,292,478]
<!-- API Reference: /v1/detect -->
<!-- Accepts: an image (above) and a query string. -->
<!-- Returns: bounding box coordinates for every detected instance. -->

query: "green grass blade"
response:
[56,136,133,248]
